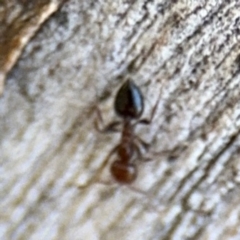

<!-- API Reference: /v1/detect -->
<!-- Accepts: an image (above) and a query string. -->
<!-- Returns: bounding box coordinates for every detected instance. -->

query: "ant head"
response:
[114,79,144,119]
[110,160,137,184]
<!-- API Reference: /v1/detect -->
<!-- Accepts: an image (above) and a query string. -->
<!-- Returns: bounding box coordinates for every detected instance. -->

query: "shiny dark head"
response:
[114,80,144,119]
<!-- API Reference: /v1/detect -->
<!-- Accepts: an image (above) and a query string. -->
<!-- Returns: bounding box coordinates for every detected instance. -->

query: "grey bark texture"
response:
[1,1,240,240]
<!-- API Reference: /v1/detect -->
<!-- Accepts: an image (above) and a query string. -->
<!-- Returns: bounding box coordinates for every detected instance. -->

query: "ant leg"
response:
[103,121,122,133]
[134,135,150,152]
[134,137,169,162]
[135,89,161,126]
[134,133,181,162]
[77,145,119,189]
[133,141,152,162]
[127,186,166,213]
[94,105,121,132]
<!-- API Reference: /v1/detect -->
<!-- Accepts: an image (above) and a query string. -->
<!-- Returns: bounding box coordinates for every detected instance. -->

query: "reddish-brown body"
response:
[97,79,159,184]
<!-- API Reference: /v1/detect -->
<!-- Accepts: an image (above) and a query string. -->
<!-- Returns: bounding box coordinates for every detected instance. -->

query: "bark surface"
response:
[1,1,240,240]
[0,0,64,94]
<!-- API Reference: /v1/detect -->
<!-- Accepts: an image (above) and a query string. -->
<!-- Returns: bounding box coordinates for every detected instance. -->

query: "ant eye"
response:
[110,161,137,184]
[114,79,144,119]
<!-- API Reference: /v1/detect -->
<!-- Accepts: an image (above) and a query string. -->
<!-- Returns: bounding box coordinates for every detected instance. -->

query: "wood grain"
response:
[0,0,65,94]
[1,1,240,239]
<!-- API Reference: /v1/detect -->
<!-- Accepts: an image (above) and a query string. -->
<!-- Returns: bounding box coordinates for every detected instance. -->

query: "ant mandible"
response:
[94,79,161,185]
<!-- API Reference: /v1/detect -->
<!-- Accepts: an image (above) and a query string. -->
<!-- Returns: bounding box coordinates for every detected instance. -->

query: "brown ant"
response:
[93,79,161,185]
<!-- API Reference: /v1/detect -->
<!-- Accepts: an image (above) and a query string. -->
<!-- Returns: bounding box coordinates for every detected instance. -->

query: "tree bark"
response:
[0,0,64,94]
[1,1,240,240]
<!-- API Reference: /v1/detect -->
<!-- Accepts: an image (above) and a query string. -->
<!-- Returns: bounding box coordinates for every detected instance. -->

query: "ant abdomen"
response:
[110,161,137,184]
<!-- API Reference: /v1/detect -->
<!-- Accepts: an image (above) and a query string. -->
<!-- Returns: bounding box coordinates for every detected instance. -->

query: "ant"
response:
[93,79,161,185]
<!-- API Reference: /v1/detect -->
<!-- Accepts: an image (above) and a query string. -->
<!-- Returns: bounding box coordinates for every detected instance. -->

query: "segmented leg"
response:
[136,88,161,125]
[94,105,121,132]
[78,145,119,189]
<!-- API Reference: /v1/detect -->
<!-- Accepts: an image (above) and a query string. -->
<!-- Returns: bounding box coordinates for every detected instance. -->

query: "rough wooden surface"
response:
[0,0,64,94]
[1,1,240,239]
